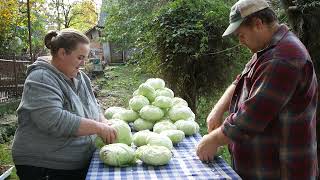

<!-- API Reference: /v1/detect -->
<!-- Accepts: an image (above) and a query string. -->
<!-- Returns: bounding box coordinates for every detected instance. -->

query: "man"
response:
[196,0,318,179]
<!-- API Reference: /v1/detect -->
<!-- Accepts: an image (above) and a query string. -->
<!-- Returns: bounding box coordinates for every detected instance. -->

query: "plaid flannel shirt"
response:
[222,24,318,179]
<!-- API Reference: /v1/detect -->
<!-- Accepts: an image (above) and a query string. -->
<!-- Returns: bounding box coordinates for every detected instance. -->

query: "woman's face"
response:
[59,43,90,79]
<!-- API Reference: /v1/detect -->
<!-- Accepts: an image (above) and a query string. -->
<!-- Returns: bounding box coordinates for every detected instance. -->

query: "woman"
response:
[12,29,117,180]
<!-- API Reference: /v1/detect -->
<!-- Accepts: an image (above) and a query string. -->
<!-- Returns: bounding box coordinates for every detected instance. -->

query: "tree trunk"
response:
[281,0,320,171]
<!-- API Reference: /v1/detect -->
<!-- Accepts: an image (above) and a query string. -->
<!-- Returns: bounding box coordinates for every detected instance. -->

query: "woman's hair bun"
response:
[44,30,59,49]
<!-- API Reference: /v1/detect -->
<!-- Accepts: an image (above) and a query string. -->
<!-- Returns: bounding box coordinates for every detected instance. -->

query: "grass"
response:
[0,100,19,117]
[0,100,18,180]
[0,141,18,179]
[94,64,152,109]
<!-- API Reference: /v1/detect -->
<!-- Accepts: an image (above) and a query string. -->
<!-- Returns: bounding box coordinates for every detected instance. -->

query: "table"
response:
[86,133,241,180]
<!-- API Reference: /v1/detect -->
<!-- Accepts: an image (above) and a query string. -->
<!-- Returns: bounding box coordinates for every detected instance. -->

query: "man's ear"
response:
[57,48,66,59]
[255,18,264,31]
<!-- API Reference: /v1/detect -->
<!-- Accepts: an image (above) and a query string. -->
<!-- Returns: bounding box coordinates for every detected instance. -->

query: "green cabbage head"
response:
[168,105,195,122]
[174,120,199,136]
[129,95,150,111]
[153,121,177,134]
[160,130,185,144]
[145,78,165,90]
[146,133,173,150]
[136,145,172,166]
[172,97,188,107]
[139,105,164,122]
[99,143,136,167]
[104,106,126,119]
[111,121,133,145]
[138,83,156,102]
[152,96,173,109]
[133,130,157,147]
[112,109,139,122]
[133,118,154,131]
[155,88,174,98]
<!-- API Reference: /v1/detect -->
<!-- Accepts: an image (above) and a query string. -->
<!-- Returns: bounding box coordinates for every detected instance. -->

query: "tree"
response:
[0,0,47,56]
[0,0,21,54]
[47,0,98,32]
[68,0,98,32]
[102,0,170,50]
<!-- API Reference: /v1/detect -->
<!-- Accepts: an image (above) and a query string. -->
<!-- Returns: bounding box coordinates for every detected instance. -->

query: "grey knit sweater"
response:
[12,58,100,170]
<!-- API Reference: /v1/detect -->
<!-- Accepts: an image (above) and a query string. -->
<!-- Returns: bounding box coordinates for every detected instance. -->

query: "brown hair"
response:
[44,28,90,56]
[242,8,277,27]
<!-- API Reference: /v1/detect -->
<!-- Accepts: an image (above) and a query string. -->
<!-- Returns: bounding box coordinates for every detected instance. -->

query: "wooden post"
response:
[27,0,33,62]
[13,56,18,97]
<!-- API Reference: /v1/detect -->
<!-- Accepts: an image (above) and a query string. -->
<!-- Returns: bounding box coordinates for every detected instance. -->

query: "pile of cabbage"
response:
[99,78,199,167]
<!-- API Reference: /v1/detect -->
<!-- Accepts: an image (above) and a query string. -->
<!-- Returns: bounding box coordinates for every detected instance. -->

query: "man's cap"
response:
[222,0,270,37]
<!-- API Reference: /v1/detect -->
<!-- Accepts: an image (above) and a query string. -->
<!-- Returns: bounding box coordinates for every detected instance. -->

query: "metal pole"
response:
[27,0,33,61]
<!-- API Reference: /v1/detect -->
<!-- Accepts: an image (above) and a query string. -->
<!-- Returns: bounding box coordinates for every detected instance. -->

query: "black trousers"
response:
[15,165,88,180]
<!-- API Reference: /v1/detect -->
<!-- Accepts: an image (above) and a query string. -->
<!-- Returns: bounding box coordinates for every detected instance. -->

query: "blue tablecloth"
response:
[86,133,241,180]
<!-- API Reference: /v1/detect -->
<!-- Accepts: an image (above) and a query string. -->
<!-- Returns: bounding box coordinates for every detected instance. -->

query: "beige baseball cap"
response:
[222,0,270,37]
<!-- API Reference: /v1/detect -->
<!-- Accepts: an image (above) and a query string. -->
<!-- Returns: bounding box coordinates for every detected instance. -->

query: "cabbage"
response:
[133,89,139,96]
[111,121,133,145]
[112,109,139,122]
[138,83,156,102]
[155,88,174,98]
[160,130,185,144]
[95,136,105,149]
[146,133,173,150]
[99,143,136,167]
[104,107,126,119]
[153,121,177,134]
[158,117,172,123]
[174,120,199,136]
[129,95,150,111]
[145,78,165,90]
[137,145,172,166]
[135,145,149,159]
[172,97,188,106]
[133,118,154,131]
[139,105,164,122]
[133,130,157,147]
[152,96,173,109]
[108,118,127,125]
[168,105,195,122]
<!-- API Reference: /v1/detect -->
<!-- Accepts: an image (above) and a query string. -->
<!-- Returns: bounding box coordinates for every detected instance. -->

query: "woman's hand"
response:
[97,123,117,144]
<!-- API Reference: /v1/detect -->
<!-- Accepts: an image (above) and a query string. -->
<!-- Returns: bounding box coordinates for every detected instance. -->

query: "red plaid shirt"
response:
[222,25,318,179]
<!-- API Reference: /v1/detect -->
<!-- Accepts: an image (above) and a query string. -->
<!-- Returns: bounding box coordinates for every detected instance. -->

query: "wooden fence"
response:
[0,55,31,103]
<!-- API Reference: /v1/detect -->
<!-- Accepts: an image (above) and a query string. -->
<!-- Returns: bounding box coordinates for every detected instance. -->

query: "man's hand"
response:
[206,111,223,133]
[196,134,219,162]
